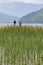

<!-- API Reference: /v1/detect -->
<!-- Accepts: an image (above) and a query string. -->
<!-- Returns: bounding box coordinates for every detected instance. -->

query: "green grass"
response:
[0,26,43,65]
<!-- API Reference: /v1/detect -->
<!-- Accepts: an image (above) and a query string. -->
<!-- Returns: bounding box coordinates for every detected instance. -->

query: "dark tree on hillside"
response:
[14,20,16,25]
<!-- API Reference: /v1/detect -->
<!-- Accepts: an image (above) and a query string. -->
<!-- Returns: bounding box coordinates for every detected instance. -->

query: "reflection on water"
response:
[22,23,43,27]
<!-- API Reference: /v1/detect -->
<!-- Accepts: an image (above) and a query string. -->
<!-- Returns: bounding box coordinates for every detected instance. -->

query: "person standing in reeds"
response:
[14,20,16,26]
[19,20,22,26]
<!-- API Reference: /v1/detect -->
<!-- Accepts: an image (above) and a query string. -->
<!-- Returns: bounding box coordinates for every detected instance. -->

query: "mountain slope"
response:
[0,2,43,17]
[0,12,19,22]
[20,8,43,23]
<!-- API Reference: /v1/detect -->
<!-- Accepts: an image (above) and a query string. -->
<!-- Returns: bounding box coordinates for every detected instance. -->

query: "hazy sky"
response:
[0,0,43,4]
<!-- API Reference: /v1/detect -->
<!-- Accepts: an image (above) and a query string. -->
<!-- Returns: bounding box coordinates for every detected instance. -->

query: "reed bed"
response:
[0,26,43,65]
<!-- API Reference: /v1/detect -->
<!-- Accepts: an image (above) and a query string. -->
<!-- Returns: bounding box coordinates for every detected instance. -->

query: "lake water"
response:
[0,22,43,27]
[0,22,14,26]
